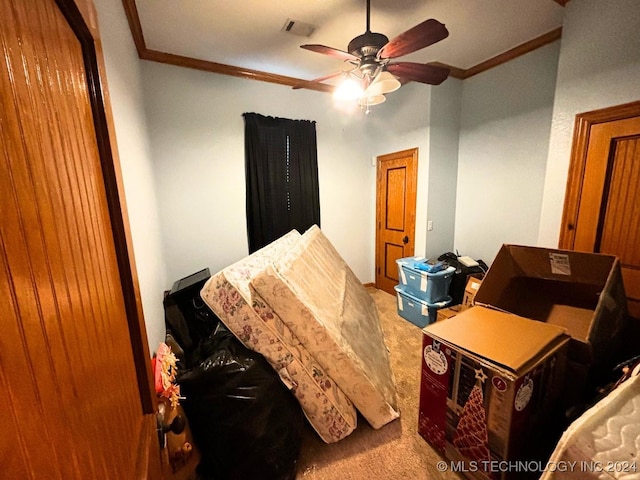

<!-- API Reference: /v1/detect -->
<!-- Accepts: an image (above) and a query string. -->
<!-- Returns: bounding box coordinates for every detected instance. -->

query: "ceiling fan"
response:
[297,0,451,107]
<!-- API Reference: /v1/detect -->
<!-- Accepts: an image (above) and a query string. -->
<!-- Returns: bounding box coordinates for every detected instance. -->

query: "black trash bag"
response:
[178,323,304,480]
[437,252,488,305]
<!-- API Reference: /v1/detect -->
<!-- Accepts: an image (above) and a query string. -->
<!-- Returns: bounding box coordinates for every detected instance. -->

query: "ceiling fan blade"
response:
[378,19,449,59]
[292,70,345,90]
[300,44,359,62]
[387,62,450,85]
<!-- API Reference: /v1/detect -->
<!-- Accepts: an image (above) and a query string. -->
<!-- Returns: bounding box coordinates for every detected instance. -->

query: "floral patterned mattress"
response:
[251,225,399,429]
[199,229,357,443]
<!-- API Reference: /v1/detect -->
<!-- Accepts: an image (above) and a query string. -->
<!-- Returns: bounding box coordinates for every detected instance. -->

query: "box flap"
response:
[424,306,567,371]
[472,245,624,354]
[476,245,616,301]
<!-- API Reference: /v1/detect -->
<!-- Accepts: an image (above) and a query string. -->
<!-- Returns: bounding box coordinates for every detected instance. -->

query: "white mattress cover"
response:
[251,225,399,429]
[541,366,640,480]
[200,230,357,443]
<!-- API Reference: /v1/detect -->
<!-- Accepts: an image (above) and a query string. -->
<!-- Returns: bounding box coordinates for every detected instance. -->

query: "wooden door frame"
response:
[375,148,418,290]
[61,0,156,414]
[559,100,640,249]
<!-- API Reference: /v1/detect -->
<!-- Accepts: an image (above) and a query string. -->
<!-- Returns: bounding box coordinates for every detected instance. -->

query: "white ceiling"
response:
[135,0,566,83]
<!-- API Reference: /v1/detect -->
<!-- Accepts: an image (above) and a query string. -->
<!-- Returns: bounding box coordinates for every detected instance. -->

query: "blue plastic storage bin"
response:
[396,257,455,303]
[394,285,451,328]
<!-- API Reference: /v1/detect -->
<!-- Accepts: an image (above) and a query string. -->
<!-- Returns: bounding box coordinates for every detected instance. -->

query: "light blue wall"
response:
[94,0,168,353]
[427,79,463,260]
[140,62,378,283]
[455,41,561,265]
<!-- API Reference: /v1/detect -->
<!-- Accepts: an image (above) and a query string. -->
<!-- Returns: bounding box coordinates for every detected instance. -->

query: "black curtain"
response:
[244,113,320,253]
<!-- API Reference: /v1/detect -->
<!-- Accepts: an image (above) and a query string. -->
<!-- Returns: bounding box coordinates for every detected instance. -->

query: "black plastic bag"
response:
[178,323,303,480]
[438,252,488,305]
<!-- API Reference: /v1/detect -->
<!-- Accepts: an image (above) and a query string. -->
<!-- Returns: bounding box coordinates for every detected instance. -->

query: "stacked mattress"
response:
[200,226,399,442]
[251,225,399,429]
[541,362,640,480]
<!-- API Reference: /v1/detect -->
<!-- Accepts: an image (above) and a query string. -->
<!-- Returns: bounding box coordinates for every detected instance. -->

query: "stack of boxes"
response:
[394,256,455,328]
[417,244,630,480]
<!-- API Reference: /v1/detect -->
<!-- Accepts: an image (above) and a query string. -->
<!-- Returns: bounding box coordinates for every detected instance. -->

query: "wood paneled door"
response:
[375,149,418,295]
[560,101,640,319]
[1,0,162,478]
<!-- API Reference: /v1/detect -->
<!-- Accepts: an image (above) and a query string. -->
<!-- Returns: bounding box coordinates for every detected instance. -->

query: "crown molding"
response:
[139,48,332,93]
[460,27,562,79]
[121,0,562,91]
[122,0,145,53]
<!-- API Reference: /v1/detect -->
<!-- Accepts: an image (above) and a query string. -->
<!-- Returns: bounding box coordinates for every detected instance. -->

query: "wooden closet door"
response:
[375,149,418,295]
[560,103,640,319]
[0,0,161,478]
[597,131,640,318]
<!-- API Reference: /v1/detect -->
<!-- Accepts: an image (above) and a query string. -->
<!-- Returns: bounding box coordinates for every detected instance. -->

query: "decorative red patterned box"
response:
[418,307,569,480]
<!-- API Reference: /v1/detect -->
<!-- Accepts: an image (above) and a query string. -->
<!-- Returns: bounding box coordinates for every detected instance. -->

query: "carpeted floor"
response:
[295,288,462,480]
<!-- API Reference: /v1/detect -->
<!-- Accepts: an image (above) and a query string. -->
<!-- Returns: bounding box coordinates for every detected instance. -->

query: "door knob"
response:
[156,402,186,448]
[402,236,409,244]
[162,414,186,435]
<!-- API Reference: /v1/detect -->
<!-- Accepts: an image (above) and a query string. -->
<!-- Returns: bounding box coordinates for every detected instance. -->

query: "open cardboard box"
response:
[419,308,569,480]
[418,245,630,477]
[473,245,628,367]
[461,275,483,311]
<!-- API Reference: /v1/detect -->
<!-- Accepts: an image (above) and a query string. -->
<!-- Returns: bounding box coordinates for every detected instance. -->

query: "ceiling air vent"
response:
[281,18,317,38]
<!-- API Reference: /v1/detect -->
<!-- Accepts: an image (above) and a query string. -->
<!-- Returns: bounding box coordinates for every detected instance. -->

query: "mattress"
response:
[251,225,399,429]
[200,230,357,443]
[541,363,640,480]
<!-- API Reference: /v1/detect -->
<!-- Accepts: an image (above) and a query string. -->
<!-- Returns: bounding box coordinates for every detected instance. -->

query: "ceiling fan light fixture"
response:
[302,0,449,113]
[333,74,365,102]
[358,94,386,107]
[366,70,401,96]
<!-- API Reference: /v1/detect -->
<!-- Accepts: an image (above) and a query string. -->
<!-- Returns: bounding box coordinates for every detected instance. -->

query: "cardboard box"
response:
[473,245,628,367]
[461,275,483,311]
[419,308,569,480]
[436,305,461,322]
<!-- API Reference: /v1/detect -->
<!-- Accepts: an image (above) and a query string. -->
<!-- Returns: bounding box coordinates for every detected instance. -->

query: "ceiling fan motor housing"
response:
[347,31,389,56]
[348,31,389,76]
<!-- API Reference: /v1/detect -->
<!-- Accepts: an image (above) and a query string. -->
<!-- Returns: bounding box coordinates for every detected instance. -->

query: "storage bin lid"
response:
[397,256,455,277]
